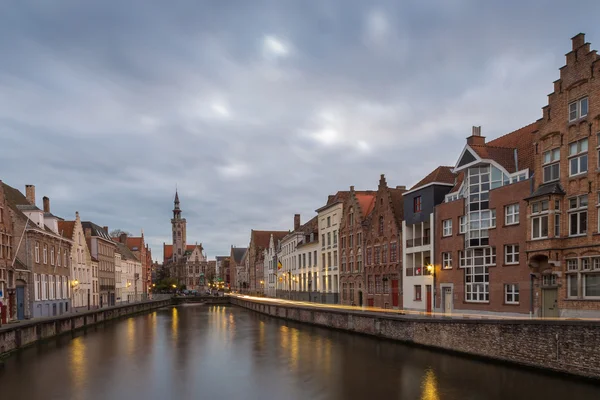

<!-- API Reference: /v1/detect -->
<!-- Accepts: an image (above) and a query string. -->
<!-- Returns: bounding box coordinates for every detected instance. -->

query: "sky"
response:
[1,1,599,262]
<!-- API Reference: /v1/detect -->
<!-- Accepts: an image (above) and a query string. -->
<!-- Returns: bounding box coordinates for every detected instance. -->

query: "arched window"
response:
[379,216,384,234]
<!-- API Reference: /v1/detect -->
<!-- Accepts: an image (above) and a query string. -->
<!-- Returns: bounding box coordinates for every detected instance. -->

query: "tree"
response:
[110,229,132,238]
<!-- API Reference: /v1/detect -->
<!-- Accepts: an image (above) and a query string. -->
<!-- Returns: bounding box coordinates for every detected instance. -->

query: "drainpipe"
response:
[529,273,535,319]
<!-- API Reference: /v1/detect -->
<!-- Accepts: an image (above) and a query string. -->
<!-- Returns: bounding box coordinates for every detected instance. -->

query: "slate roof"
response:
[2,182,37,214]
[231,247,247,263]
[525,183,566,200]
[81,222,112,241]
[115,242,140,261]
[410,166,456,190]
[251,230,289,250]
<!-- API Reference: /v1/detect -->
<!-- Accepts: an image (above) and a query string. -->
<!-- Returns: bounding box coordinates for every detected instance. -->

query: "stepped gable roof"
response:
[57,221,75,240]
[410,166,455,190]
[251,230,288,249]
[231,247,247,263]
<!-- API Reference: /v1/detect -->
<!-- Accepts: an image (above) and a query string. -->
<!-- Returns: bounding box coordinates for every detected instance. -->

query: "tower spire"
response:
[173,188,181,219]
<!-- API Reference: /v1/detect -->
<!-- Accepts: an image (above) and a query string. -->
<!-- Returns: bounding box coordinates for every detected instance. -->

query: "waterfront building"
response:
[238,249,249,291]
[229,246,247,291]
[3,184,72,319]
[363,176,406,309]
[262,234,277,297]
[82,222,116,308]
[59,212,94,310]
[339,187,376,306]
[435,124,536,316]
[114,241,141,302]
[114,232,149,296]
[247,229,287,293]
[294,217,319,302]
[401,167,454,312]
[0,181,14,322]
[276,215,302,298]
[527,34,600,318]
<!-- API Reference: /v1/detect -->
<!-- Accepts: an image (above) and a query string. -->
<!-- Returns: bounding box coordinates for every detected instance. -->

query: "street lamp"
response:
[426,264,435,312]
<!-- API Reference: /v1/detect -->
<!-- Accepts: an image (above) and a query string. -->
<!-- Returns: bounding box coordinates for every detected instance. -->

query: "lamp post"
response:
[426,264,435,313]
[71,279,79,312]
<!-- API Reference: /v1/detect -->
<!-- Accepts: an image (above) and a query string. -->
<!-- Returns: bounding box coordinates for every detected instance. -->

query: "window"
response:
[442,219,452,236]
[367,247,372,265]
[531,200,549,239]
[327,216,331,227]
[321,234,325,248]
[505,284,519,304]
[542,274,557,286]
[568,274,578,298]
[583,274,600,297]
[375,276,382,293]
[414,285,422,301]
[442,252,452,269]
[505,204,519,225]
[327,252,331,268]
[379,216,384,235]
[349,234,353,248]
[357,232,362,246]
[35,242,40,263]
[333,250,338,267]
[381,244,387,263]
[383,276,389,294]
[35,274,40,301]
[342,283,347,300]
[504,245,519,265]
[43,244,48,264]
[568,195,588,236]
[327,232,331,246]
[348,208,354,227]
[569,97,588,122]
[50,247,55,265]
[568,138,588,176]
[349,283,355,302]
[374,246,381,265]
[459,216,467,234]
[333,231,337,246]
[543,148,560,183]
[390,242,397,262]
[461,247,495,302]
[414,196,422,213]
[368,276,374,294]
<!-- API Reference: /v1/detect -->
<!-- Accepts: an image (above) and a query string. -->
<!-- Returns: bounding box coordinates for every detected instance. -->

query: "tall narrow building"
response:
[171,191,187,263]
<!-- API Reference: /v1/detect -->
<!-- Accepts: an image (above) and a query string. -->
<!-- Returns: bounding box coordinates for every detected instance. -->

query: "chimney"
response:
[466,126,485,146]
[43,196,50,213]
[103,226,109,234]
[25,185,35,206]
[572,33,585,50]
[85,227,92,239]
[350,185,354,191]
[120,232,128,243]
[294,214,301,231]
[396,185,406,191]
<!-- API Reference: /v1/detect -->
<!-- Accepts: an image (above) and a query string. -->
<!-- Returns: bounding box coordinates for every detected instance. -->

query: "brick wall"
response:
[233,297,600,379]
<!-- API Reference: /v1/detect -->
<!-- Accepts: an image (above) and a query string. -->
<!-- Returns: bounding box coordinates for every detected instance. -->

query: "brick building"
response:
[435,124,536,316]
[363,175,406,309]
[229,246,247,290]
[339,187,376,306]
[248,229,287,293]
[114,232,149,296]
[527,34,600,318]
[82,222,116,308]
[402,166,454,312]
[0,181,14,322]
[3,184,72,319]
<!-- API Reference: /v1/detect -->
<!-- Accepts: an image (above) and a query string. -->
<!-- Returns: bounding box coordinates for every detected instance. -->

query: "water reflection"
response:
[1,306,600,400]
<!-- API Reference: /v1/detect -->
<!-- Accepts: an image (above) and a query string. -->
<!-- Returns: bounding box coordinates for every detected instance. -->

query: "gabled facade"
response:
[229,246,247,290]
[339,187,376,306]
[82,221,116,308]
[294,216,319,302]
[435,124,536,316]
[59,212,94,310]
[263,233,278,297]
[363,176,406,309]
[0,181,14,321]
[248,229,287,293]
[402,167,454,312]
[527,34,600,318]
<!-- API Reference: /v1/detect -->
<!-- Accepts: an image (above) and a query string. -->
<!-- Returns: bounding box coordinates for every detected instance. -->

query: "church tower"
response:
[171,190,187,261]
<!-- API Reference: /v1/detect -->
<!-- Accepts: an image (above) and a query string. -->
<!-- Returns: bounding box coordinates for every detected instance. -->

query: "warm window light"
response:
[426,264,434,273]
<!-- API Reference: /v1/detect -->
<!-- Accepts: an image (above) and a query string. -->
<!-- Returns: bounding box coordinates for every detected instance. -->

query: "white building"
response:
[263,235,277,297]
[276,219,303,299]
[295,217,319,302]
[58,211,94,310]
[114,250,123,303]
[115,242,142,302]
[315,194,345,303]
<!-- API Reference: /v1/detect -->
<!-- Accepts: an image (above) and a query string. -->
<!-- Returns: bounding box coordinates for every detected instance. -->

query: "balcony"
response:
[406,236,431,248]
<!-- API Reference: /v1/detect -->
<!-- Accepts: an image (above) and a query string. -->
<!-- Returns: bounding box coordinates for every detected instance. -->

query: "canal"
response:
[1,305,599,400]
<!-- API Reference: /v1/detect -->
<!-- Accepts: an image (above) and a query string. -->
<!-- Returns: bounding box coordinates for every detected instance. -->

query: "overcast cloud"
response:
[1,1,599,261]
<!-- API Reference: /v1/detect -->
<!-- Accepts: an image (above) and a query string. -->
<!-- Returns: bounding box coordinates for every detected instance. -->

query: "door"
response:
[358,291,363,307]
[426,285,432,313]
[443,287,452,314]
[542,289,559,318]
[367,298,374,307]
[391,279,399,307]
[16,286,25,320]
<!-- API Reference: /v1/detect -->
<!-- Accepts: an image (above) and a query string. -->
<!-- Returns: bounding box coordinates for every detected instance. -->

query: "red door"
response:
[391,279,399,307]
[426,285,432,313]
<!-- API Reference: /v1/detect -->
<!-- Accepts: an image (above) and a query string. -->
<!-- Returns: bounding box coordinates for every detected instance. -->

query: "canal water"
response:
[1,305,599,400]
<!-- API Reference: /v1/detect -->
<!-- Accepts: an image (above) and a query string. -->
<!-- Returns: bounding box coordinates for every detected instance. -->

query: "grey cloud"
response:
[1,0,599,260]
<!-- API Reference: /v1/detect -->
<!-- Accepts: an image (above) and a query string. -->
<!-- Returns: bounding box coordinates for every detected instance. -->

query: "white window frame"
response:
[442,219,452,237]
[568,195,588,237]
[583,273,600,299]
[505,204,519,225]
[43,245,47,264]
[504,284,519,304]
[459,216,467,234]
[35,242,40,263]
[569,97,588,122]
[504,244,519,265]
[542,148,560,183]
[442,252,452,269]
[568,138,588,177]
[34,273,40,301]
[531,200,549,239]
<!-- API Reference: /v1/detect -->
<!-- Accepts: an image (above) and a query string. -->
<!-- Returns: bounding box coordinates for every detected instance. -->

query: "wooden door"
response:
[542,289,559,318]
[391,279,399,307]
[426,285,432,313]
[443,287,452,314]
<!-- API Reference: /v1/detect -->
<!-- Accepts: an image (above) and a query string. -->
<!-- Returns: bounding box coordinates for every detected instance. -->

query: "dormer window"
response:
[569,97,588,122]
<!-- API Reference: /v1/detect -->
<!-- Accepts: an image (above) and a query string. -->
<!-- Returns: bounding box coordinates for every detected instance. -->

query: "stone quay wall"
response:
[0,298,171,358]
[232,297,600,380]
